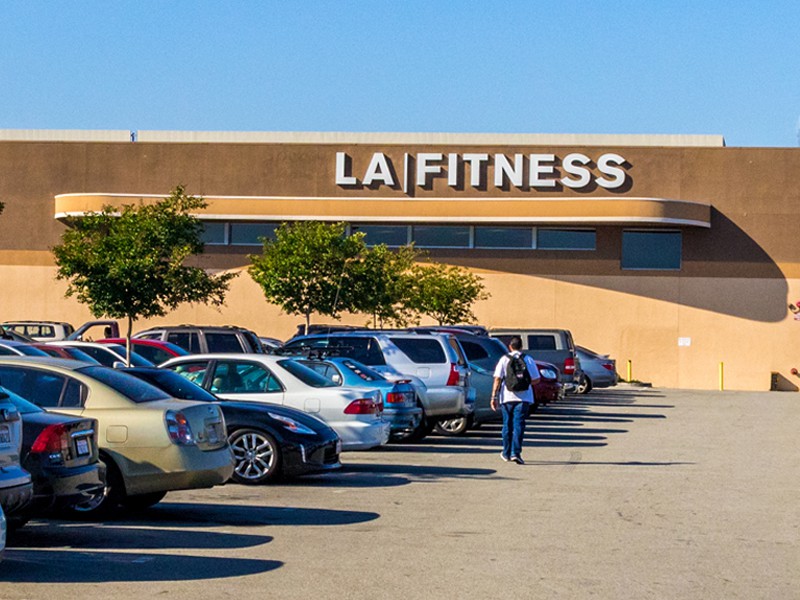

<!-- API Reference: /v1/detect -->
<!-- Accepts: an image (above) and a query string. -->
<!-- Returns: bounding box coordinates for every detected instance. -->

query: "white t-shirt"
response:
[493,352,540,404]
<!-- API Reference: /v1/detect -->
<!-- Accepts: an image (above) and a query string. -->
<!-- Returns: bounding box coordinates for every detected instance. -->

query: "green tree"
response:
[352,244,420,328]
[406,262,489,325]
[248,221,366,331]
[52,186,237,363]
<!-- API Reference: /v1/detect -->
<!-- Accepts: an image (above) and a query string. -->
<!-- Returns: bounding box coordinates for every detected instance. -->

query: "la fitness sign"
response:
[335,151,628,191]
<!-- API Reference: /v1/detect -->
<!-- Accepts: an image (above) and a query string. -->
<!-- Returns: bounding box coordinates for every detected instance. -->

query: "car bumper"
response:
[333,419,391,451]
[384,405,423,437]
[282,437,342,477]
[420,387,469,418]
[25,462,106,511]
[110,444,235,496]
[0,467,33,515]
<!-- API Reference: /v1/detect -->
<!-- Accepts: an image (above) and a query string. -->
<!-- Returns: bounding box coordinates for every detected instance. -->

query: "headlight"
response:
[268,412,317,435]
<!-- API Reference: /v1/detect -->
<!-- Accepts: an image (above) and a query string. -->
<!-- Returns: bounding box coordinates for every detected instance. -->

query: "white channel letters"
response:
[335,151,628,191]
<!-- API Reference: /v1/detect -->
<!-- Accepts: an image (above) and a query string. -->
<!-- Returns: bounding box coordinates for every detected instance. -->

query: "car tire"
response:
[434,415,473,436]
[577,375,593,394]
[62,457,123,519]
[121,491,167,510]
[403,411,433,443]
[229,428,282,484]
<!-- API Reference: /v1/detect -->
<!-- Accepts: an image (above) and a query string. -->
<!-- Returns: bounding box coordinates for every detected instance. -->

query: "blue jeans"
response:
[501,401,528,459]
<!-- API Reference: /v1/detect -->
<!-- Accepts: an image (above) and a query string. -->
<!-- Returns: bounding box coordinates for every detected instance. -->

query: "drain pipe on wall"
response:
[719,362,724,391]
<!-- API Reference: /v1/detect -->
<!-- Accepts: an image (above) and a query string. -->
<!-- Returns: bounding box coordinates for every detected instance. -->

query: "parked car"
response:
[97,338,190,365]
[0,341,51,357]
[0,327,36,343]
[0,388,33,524]
[50,341,155,367]
[134,325,265,354]
[490,328,582,391]
[161,354,390,451]
[32,344,102,363]
[2,321,75,342]
[282,331,473,438]
[0,357,234,516]
[294,356,423,441]
[2,386,104,526]
[575,346,618,393]
[121,367,341,484]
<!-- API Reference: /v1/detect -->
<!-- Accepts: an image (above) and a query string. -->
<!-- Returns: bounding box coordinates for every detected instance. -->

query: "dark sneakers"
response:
[511,456,525,465]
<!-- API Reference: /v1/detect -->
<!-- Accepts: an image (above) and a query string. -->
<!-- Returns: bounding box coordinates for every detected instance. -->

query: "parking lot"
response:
[2,385,797,599]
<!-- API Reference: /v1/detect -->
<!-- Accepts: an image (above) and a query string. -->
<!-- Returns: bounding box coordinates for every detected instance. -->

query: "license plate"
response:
[75,437,90,456]
[206,424,220,444]
[0,425,9,445]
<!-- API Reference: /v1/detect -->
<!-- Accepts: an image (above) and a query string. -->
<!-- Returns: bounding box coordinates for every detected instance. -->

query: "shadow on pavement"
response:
[1,549,281,583]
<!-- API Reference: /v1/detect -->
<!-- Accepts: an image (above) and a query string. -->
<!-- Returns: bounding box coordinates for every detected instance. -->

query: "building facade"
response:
[1,130,799,391]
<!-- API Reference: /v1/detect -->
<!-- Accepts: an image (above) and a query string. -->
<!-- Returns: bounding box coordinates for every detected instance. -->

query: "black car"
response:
[1,386,104,527]
[121,367,341,484]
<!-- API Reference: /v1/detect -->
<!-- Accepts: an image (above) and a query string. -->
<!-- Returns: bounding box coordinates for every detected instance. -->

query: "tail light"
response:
[385,391,405,404]
[344,399,379,415]
[601,362,615,371]
[563,357,576,375]
[446,364,461,386]
[165,410,195,445]
[31,423,69,461]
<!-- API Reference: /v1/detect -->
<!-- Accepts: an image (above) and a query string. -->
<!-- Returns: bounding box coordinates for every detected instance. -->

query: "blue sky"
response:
[1,2,798,147]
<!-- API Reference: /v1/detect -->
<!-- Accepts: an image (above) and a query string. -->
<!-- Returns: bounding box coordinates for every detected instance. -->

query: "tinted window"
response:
[211,361,283,394]
[474,227,533,249]
[230,222,278,245]
[167,361,211,386]
[62,378,88,407]
[324,337,386,366]
[622,231,682,270]
[278,360,338,388]
[132,344,170,365]
[0,386,43,413]
[201,222,226,245]
[78,366,170,403]
[352,224,409,246]
[15,345,49,357]
[528,335,557,350]
[0,346,16,356]
[412,225,470,248]
[537,229,596,250]
[205,333,244,353]
[340,360,385,382]
[0,366,66,408]
[167,332,202,353]
[390,338,446,364]
[127,369,218,402]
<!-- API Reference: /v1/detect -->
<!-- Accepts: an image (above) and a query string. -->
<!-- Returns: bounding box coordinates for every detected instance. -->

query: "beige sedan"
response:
[0,357,234,517]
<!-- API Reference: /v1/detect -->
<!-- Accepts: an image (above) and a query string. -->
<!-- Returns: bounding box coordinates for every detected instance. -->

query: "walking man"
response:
[491,336,540,464]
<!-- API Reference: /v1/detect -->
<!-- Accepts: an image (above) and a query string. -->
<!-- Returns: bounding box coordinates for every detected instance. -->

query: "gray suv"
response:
[134,325,265,354]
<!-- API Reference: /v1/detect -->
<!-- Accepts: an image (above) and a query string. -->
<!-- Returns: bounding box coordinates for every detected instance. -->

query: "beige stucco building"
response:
[1,129,798,391]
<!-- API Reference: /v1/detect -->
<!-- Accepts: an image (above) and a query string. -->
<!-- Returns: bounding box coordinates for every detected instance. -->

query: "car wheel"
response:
[121,491,167,510]
[403,412,433,443]
[434,416,472,436]
[577,375,593,394]
[62,457,123,519]
[229,428,281,484]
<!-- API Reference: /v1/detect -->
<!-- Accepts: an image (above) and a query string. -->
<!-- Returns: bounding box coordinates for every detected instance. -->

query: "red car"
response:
[96,338,190,365]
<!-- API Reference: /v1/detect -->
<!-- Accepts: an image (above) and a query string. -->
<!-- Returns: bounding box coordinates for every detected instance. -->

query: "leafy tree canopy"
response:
[351,243,419,328]
[248,221,366,328]
[406,262,490,325]
[52,186,237,342]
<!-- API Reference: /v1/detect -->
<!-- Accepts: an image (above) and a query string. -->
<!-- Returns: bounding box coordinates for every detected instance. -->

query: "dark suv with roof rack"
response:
[133,325,265,354]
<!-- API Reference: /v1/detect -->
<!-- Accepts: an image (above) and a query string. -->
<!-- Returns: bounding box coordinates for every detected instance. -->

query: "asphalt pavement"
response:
[2,386,797,599]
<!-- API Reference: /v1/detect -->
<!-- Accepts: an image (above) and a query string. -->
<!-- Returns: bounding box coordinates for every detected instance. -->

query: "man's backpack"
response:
[505,353,532,392]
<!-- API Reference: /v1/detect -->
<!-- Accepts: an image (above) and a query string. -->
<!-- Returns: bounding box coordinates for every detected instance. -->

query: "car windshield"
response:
[125,369,218,402]
[0,386,43,414]
[277,359,338,388]
[77,366,171,403]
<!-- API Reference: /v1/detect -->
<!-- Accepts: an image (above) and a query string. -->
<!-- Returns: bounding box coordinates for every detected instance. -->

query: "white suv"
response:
[284,332,473,430]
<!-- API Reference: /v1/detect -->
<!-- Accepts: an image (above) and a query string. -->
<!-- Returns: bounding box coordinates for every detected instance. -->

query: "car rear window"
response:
[77,366,171,403]
[205,333,244,353]
[278,360,338,388]
[528,335,557,350]
[127,369,218,402]
[389,337,446,364]
[0,387,42,414]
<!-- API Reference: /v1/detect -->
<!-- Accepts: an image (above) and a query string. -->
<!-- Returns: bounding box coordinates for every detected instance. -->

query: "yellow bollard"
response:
[719,362,724,391]
[627,359,632,383]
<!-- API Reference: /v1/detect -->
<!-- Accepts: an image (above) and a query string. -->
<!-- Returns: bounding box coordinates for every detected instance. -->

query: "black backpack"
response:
[505,353,532,392]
